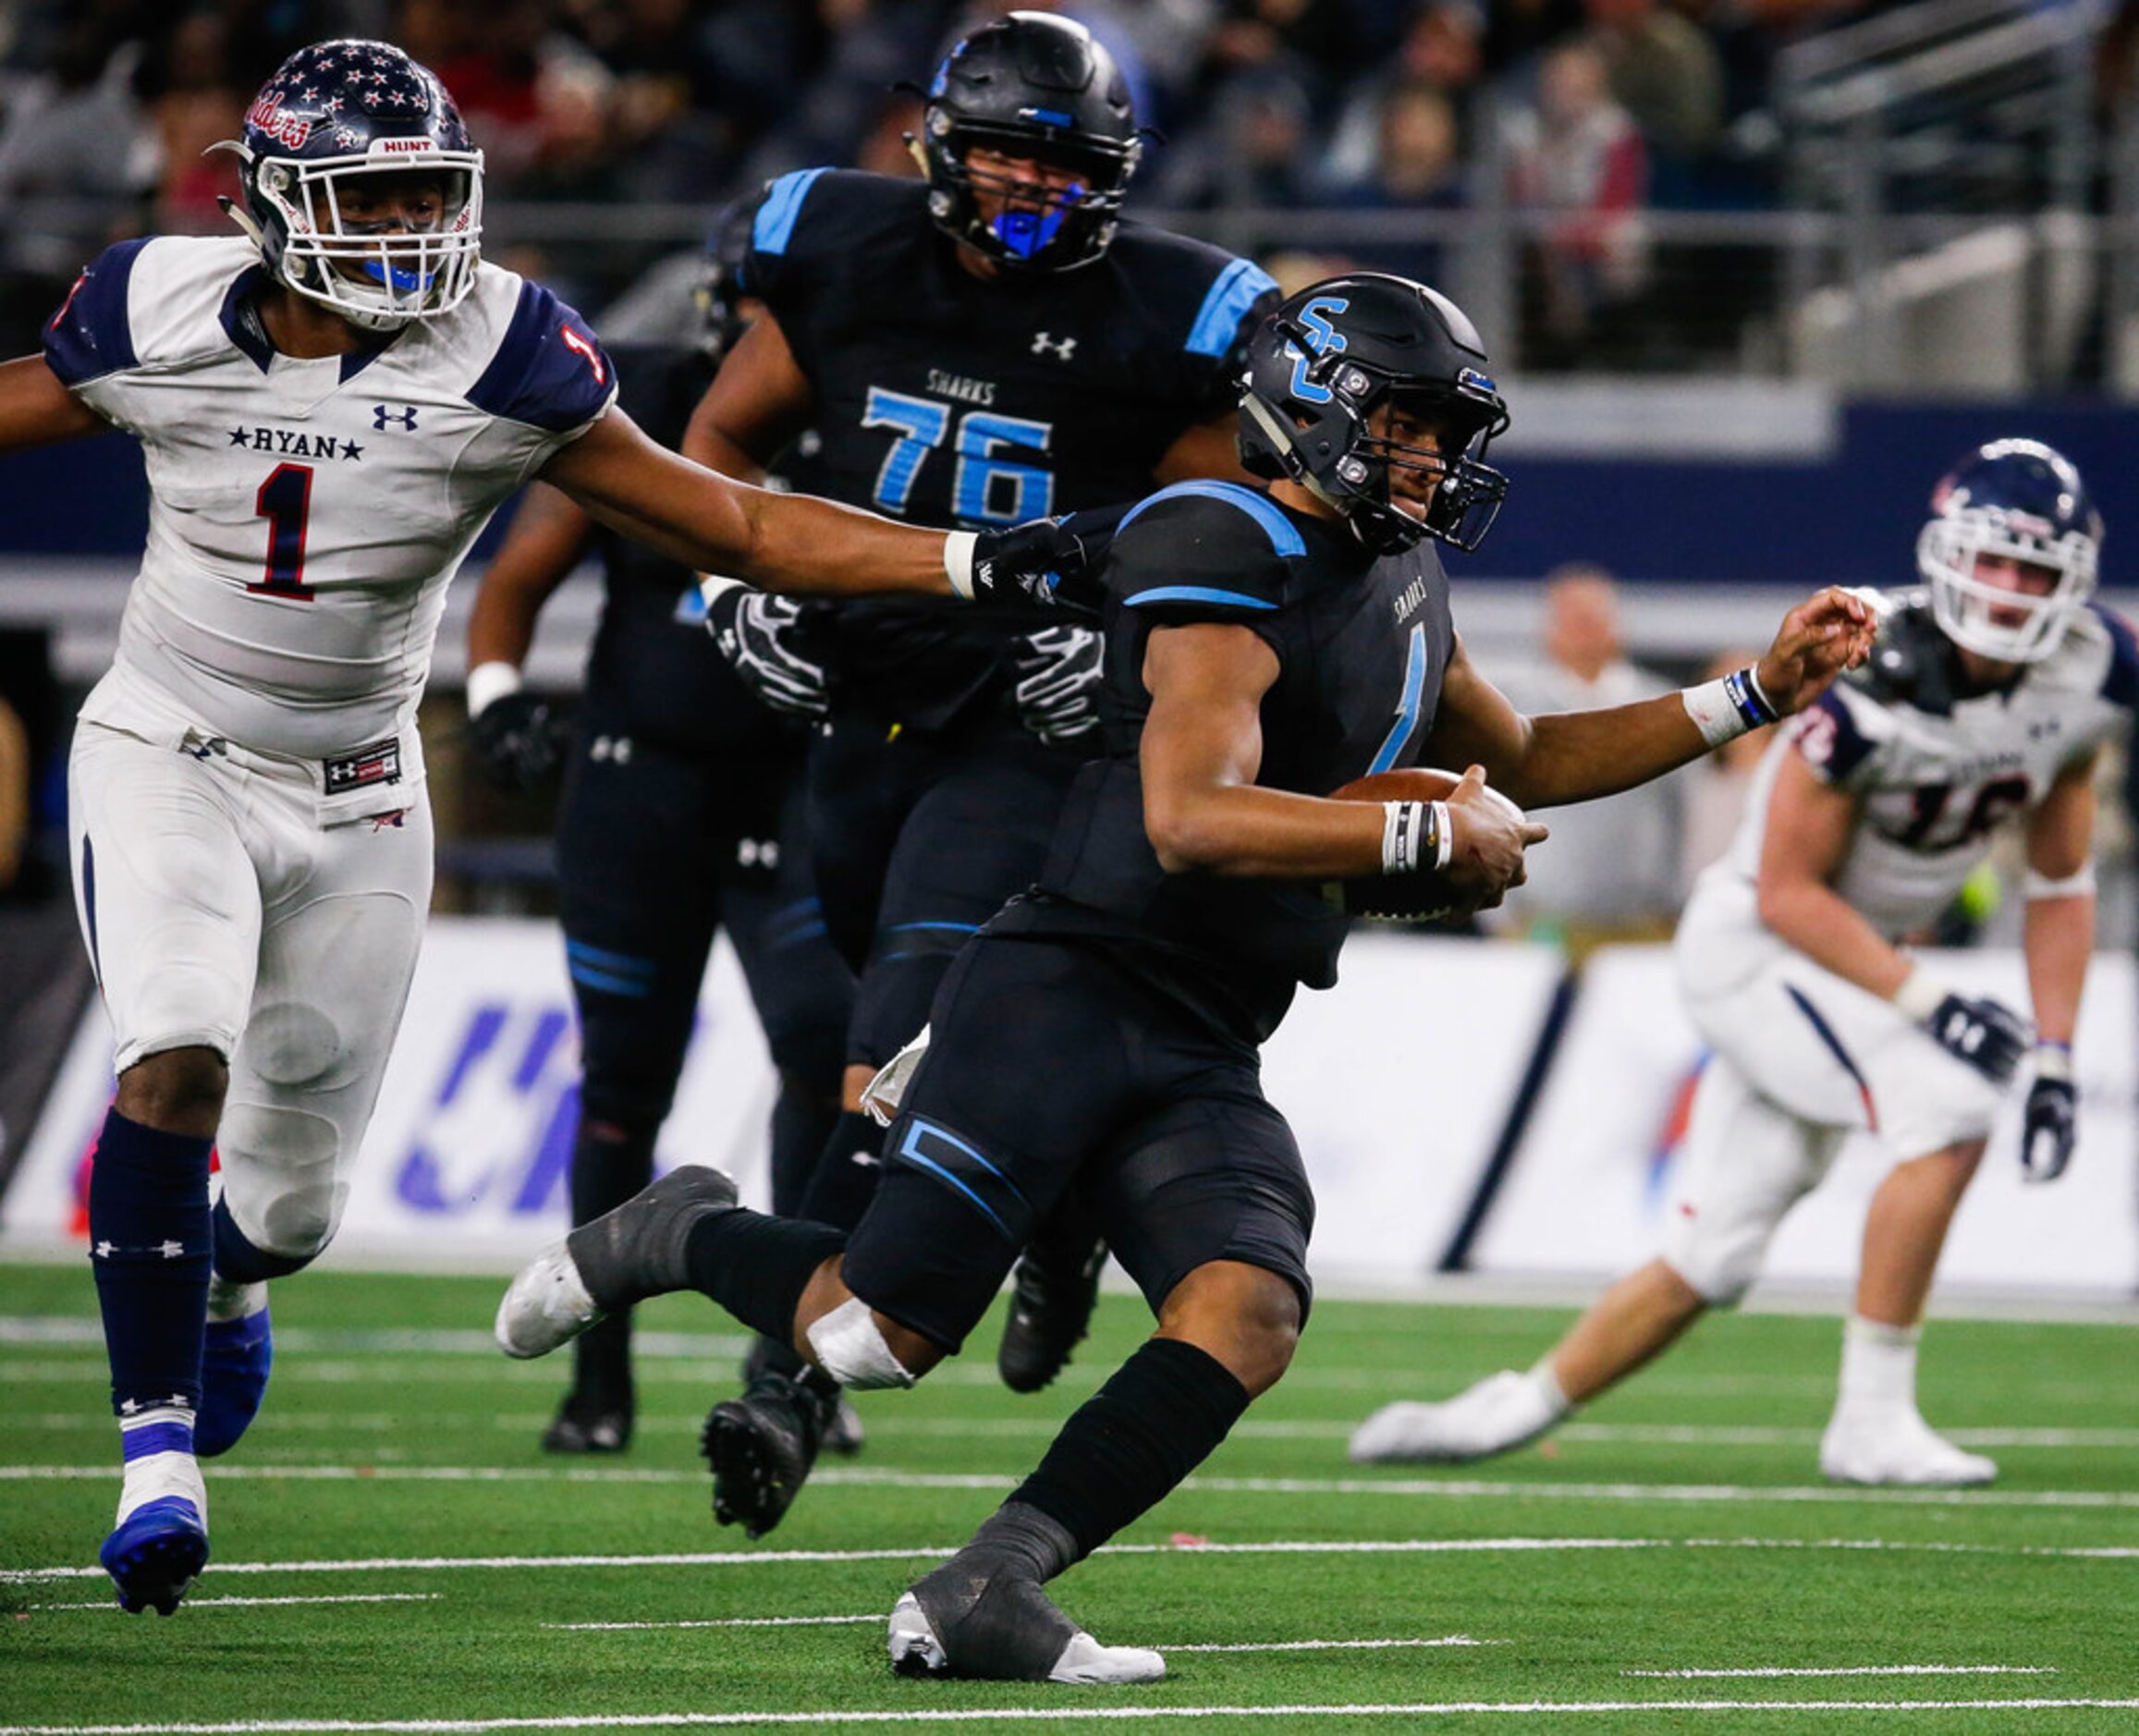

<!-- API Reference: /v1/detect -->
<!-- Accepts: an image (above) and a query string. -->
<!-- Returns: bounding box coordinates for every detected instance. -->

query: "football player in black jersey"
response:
[679,11,1278,1529]
[498,273,1878,1681]
[465,227,857,1456]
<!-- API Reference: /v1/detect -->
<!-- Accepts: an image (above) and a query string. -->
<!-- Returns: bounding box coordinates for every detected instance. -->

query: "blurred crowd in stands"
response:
[2,0,2134,363]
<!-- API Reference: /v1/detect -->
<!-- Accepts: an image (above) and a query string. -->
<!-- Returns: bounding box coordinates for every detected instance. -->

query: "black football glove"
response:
[1919,992,2031,1088]
[468,690,566,793]
[967,504,1124,613]
[2020,1050,2076,1182]
[1011,624,1104,746]
[704,581,829,719]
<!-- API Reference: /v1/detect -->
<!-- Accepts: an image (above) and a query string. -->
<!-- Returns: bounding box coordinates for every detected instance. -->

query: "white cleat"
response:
[495,1241,603,1360]
[886,1592,1166,1685]
[1350,1369,1559,1464]
[1820,1410,1998,1486]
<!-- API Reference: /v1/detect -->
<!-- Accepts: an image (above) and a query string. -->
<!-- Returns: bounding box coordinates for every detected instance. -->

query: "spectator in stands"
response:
[1581,0,1724,168]
[1504,37,1649,367]
[1323,78,1466,285]
[1323,1,1485,184]
[1492,565,1681,959]
[1151,64,1320,212]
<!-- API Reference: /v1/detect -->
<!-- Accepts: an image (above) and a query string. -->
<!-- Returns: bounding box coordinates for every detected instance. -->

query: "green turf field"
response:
[2,1260,2135,1733]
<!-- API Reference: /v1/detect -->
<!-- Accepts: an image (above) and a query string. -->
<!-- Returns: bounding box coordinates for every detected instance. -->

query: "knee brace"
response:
[806,1295,918,1391]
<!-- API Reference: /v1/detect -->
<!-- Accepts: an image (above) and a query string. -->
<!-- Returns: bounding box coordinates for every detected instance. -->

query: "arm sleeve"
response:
[43,238,152,391]
[738,167,833,374]
[1107,483,1298,657]
[466,281,620,465]
[1176,255,1279,419]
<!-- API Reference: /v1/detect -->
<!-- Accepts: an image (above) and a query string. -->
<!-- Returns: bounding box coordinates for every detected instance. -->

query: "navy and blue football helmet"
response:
[915,11,1141,273]
[217,40,483,332]
[1239,273,1510,556]
[1917,438,2102,664]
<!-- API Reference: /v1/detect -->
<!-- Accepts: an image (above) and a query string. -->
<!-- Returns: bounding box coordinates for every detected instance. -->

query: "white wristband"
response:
[466,660,523,719]
[2034,1041,2074,1082]
[943,531,980,600]
[1681,666,1780,749]
[698,573,747,611]
[1891,968,1950,1025]
[1429,800,1453,870]
[2023,861,2096,901]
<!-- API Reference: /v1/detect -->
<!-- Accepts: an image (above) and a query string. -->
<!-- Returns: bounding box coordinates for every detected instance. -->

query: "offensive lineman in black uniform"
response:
[497,274,1878,1679]
[466,233,856,1455]
[682,12,1277,1529]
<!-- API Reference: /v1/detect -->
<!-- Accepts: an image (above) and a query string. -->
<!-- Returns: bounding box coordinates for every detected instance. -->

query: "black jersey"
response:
[1030,481,1457,1042]
[579,343,794,756]
[741,168,1278,729]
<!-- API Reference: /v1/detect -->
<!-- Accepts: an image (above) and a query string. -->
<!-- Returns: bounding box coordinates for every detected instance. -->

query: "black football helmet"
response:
[215,40,483,332]
[1917,438,2102,665]
[915,11,1141,273]
[1239,274,1510,556]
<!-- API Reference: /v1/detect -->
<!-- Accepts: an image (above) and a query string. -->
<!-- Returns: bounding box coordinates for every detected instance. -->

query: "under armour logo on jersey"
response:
[1031,332,1078,362]
[373,404,421,432]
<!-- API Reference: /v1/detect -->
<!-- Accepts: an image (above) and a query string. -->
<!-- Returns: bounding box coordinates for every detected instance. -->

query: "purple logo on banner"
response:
[396,1003,581,1215]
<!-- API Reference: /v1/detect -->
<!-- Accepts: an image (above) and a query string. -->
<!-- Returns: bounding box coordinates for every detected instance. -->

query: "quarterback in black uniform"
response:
[498,273,1878,1680]
[681,12,1277,1524]
[466,245,856,1455]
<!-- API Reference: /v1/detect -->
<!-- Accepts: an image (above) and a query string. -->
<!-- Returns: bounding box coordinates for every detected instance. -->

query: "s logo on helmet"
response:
[245,99,312,150]
[1286,296,1350,406]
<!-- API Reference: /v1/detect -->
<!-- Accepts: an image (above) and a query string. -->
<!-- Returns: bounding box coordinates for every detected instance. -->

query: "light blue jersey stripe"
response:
[1118,479,1306,558]
[752,168,828,257]
[1185,257,1278,357]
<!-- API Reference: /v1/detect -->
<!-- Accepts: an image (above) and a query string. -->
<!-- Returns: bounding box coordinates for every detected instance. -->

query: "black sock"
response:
[568,1119,655,1401]
[209,1196,312,1283]
[799,1110,885,1233]
[87,1108,214,1416]
[683,1207,846,1344]
[1009,1337,1251,1561]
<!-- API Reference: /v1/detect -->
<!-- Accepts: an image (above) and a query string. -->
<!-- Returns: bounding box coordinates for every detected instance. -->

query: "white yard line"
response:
[8,1461,2139,1511]
[1624,1668,2056,1680]
[1167,1638,1493,1654]
[20,1594,443,1612]
[4,1697,2139,1733]
[7,1533,2137,1586]
[553,1616,883,1631]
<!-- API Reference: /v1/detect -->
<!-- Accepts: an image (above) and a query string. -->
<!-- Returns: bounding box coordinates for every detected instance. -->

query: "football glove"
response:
[1918,991,2031,1088]
[2020,1047,2076,1183]
[468,690,566,793]
[1011,625,1104,746]
[966,505,1122,613]
[703,580,830,720]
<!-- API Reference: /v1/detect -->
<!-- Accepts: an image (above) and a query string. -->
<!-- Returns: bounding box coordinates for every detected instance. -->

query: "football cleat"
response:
[700,1372,832,1538]
[496,1166,737,1359]
[542,1388,632,1455]
[1349,1369,1560,1464]
[1820,1409,1998,1486]
[100,1497,210,1616]
[887,1586,1164,1685]
[195,1295,272,1459]
[997,1237,1106,1395]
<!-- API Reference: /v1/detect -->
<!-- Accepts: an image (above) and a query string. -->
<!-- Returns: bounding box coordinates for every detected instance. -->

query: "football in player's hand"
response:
[1329,766,1528,920]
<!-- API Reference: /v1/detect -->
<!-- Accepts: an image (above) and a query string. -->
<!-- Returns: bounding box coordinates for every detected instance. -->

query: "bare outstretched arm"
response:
[0,356,112,455]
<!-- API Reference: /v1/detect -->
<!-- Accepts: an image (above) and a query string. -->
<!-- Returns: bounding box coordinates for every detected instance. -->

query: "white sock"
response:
[116,1404,208,1527]
[1835,1314,1919,1414]
[1527,1358,1575,1421]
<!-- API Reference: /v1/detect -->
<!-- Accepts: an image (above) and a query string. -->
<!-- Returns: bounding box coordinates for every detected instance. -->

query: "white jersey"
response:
[47,235,617,764]
[1699,589,2137,940]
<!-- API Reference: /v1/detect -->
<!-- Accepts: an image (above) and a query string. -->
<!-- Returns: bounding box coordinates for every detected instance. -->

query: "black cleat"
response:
[997,1237,1106,1394]
[699,1372,832,1539]
[541,1389,632,1455]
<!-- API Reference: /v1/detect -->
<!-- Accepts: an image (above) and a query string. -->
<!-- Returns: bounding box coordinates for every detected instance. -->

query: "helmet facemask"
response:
[923,115,1139,273]
[234,145,483,333]
[1917,508,2097,666]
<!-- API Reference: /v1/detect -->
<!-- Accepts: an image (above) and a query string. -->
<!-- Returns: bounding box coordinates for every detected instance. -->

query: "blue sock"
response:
[87,1107,214,1418]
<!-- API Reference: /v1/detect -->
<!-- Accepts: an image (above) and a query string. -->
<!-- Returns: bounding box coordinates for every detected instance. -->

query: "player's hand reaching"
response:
[468,689,567,793]
[1441,764,1550,913]
[1753,585,1881,715]
[962,505,1124,613]
[2020,1045,2077,1182]
[1011,625,1104,745]
[703,578,830,719]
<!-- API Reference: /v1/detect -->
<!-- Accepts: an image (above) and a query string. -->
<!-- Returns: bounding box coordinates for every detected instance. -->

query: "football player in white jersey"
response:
[1352,439,2127,1486]
[0,38,1090,1618]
